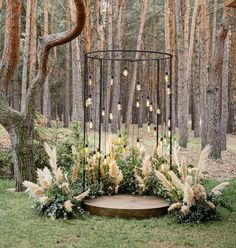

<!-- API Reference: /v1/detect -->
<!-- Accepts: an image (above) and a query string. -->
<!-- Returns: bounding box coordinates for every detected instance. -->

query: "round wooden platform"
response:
[84,194,169,219]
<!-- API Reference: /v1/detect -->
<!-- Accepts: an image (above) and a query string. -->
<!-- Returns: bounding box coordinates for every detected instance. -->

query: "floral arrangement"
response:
[23,143,90,220]
[155,145,231,222]
[23,132,231,223]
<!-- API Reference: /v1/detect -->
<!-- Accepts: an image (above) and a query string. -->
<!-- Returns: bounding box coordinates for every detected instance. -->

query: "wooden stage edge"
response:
[84,194,169,219]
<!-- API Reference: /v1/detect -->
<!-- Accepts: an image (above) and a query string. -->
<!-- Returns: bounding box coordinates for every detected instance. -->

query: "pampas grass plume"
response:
[74,189,90,202]
[44,142,57,171]
[155,171,173,191]
[23,181,44,199]
[181,205,190,216]
[183,183,195,206]
[211,182,229,195]
[64,200,73,212]
[168,171,183,190]
[55,168,63,184]
[168,202,182,211]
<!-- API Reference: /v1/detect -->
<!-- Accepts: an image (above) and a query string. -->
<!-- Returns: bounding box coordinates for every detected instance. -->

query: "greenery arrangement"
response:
[23,142,90,220]
[156,145,231,223]
[23,126,231,223]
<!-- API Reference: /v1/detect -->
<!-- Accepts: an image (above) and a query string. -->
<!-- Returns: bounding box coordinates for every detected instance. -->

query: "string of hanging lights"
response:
[83,50,173,188]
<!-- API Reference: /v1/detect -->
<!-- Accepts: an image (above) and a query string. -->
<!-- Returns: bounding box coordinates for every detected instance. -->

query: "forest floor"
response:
[0,125,236,180]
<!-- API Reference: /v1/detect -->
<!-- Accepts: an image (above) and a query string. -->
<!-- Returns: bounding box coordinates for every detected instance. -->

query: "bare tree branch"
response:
[25,0,86,118]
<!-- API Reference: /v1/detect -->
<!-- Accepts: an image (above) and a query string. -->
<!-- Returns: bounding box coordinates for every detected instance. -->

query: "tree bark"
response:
[221,36,230,150]
[105,0,113,132]
[64,0,71,127]
[21,0,31,112]
[111,0,124,133]
[70,1,84,124]
[175,0,188,147]
[207,5,233,158]
[227,15,236,133]
[126,0,149,128]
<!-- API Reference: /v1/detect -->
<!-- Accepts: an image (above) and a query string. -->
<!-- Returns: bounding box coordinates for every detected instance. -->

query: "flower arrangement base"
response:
[84,194,169,219]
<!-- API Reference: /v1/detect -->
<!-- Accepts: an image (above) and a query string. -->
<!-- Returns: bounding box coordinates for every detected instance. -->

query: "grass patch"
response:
[0,179,236,248]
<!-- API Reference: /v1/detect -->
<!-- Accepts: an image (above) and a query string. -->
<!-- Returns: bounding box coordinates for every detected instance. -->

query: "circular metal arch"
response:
[83,49,173,189]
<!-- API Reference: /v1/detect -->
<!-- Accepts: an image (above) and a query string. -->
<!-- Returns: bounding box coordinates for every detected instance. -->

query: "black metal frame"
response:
[83,49,173,188]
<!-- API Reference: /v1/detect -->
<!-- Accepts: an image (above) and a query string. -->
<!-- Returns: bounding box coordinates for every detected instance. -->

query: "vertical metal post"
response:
[98,59,103,184]
[156,60,160,146]
[169,56,173,168]
[83,54,88,190]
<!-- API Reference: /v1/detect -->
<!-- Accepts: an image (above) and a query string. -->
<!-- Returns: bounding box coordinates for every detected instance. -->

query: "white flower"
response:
[64,200,73,212]
[181,205,190,216]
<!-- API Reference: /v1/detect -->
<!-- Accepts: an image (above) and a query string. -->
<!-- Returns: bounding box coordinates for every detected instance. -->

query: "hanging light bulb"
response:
[149,102,153,112]
[97,148,101,158]
[163,135,167,145]
[93,151,96,160]
[117,101,122,111]
[166,85,171,95]
[104,155,107,165]
[160,137,163,147]
[110,75,114,86]
[88,76,92,86]
[147,123,151,133]
[165,72,169,83]
[137,138,140,148]
[136,82,141,91]
[118,134,122,143]
[154,127,157,136]
[123,144,127,153]
[146,96,150,107]
[168,128,171,138]
[86,95,92,107]
[109,112,113,120]
[167,118,171,128]
[84,144,89,154]
[102,107,105,117]
[123,67,128,76]
[89,119,93,129]
[156,106,161,115]
[136,99,140,108]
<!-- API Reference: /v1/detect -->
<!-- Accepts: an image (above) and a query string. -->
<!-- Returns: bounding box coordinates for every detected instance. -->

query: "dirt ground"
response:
[0,128,236,181]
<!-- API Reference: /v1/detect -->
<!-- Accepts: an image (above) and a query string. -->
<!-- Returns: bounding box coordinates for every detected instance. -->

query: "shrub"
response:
[156,145,231,223]
[0,147,13,178]
[23,143,90,220]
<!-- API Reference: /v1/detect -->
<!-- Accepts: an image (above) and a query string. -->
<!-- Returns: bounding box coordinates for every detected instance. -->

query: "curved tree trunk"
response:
[0,0,86,191]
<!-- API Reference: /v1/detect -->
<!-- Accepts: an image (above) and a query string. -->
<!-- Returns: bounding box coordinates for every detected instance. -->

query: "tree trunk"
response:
[169,0,177,130]
[105,0,113,132]
[21,0,31,112]
[199,0,209,149]
[64,0,71,127]
[29,0,37,84]
[111,0,124,133]
[207,5,233,158]
[70,1,84,124]
[9,118,36,192]
[221,36,230,150]
[212,0,218,57]
[0,0,86,191]
[227,16,236,133]
[126,0,149,128]
[192,8,201,138]
[175,0,188,147]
